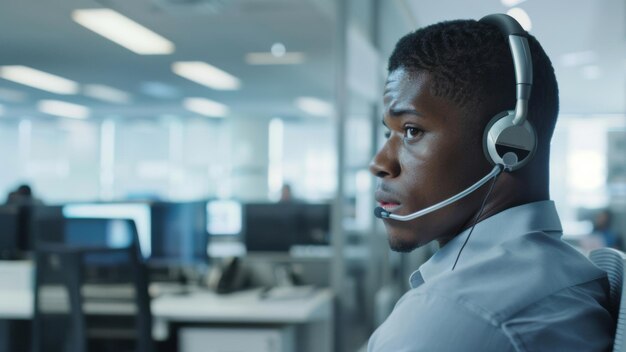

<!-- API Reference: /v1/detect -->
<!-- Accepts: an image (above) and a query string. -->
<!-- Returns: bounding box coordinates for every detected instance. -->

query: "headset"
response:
[374,13,536,222]
[480,13,536,172]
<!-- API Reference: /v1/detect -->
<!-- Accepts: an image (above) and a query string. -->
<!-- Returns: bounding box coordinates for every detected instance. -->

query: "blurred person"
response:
[279,183,294,203]
[593,209,621,250]
[368,14,613,351]
[5,183,43,206]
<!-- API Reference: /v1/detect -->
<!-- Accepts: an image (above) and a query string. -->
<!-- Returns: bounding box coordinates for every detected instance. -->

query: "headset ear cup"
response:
[483,111,537,172]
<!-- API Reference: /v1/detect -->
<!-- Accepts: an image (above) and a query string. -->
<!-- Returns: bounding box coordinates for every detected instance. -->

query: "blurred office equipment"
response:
[298,203,331,247]
[0,260,33,352]
[244,203,300,253]
[206,199,243,237]
[32,245,86,352]
[243,203,331,254]
[179,327,295,352]
[0,206,19,259]
[63,203,152,259]
[148,201,209,290]
[227,203,333,293]
[33,243,154,352]
[207,256,250,294]
[0,204,65,258]
[0,241,334,352]
[152,287,333,352]
[589,248,626,352]
[81,245,154,352]
[64,218,136,250]
[150,201,208,267]
[31,206,66,248]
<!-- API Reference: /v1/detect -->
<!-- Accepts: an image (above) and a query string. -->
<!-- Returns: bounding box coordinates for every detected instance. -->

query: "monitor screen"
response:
[31,205,65,248]
[64,218,138,267]
[63,203,151,258]
[243,203,331,253]
[150,201,208,266]
[243,203,301,253]
[65,218,135,249]
[298,203,331,246]
[206,200,242,236]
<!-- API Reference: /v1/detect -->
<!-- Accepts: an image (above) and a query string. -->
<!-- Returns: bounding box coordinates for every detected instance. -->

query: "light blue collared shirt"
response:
[368,201,614,352]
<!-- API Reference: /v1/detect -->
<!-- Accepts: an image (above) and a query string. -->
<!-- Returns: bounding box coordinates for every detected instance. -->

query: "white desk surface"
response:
[0,287,333,324]
[152,287,333,324]
[0,291,33,320]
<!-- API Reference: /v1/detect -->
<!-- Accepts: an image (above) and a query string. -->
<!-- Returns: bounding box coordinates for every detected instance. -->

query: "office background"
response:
[0,0,625,351]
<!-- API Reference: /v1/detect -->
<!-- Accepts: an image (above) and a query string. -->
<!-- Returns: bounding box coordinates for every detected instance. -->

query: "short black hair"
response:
[388,19,559,148]
[17,184,32,196]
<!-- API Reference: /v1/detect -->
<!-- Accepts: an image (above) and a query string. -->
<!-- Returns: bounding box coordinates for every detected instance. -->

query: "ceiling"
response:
[403,0,626,115]
[0,0,623,121]
[0,0,335,120]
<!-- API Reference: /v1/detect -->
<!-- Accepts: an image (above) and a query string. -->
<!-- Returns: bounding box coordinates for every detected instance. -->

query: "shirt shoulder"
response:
[369,231,614,352]
[368,290,515,352]
[412,232,613,351]
[426,231,608,319]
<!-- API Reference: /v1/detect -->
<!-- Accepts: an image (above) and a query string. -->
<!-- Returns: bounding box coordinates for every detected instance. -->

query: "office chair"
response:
[33,245,87,352]
[34,243,154,352]
[79,244,154,352]
[589,248,626,352]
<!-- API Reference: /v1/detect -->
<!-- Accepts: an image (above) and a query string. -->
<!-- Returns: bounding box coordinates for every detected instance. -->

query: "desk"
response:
[154,287,333,352]
[0,287,334,352]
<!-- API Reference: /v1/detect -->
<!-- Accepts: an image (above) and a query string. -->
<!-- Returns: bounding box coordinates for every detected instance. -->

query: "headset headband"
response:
[479,14,533,126]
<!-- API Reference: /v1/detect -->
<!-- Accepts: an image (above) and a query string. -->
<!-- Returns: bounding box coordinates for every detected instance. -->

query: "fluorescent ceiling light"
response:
[560,51,597,67]
[506,8,532,31]
[0,65,79,94]
[0,87,27,102]
[38,100,90,119]
[83,84,132,104]
[172,61,240,90]
[295,97,333,117]
[72,9,174,55]
[245,52,306,65]
[183,97,229,118]
[501,0,527,7]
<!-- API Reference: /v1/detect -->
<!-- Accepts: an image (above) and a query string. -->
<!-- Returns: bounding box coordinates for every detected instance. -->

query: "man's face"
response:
[370,68,490,252]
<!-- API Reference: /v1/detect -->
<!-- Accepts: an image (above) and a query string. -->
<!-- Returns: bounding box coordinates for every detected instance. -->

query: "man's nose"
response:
[369,143,400,179]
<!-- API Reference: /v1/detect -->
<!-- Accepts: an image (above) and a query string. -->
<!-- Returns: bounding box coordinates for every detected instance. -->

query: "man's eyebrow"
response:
[388,108,423,118]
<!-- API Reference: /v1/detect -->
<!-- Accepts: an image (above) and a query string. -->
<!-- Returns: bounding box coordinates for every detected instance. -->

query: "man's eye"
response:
[404,127,422,139]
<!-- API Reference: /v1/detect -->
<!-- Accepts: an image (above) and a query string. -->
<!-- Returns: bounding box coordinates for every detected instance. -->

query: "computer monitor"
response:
[243,203,302,253]
[298,203,331,246]
[30,205,65,248]
[149,201,209,266]
[243,203,332,253]
[62,203,151,259]
[0,206,19,257]
[64,217,139,269]
[206,200,242,236]
[64,218,136,249]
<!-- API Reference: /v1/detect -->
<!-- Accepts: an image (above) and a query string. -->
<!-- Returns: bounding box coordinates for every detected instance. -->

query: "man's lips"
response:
[379,201,401,212]
[375,190,402,212]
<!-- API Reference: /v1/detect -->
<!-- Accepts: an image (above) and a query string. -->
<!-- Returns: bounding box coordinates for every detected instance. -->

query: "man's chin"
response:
[388,236,421,253]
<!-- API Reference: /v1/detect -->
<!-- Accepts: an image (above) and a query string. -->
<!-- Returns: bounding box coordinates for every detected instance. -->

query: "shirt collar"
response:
[409,200,563,288]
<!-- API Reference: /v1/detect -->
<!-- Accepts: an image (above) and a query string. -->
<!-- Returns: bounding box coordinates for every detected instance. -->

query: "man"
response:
[368,16,614,351]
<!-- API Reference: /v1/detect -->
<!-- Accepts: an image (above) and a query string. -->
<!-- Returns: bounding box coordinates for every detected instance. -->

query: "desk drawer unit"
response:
[179,326,295,352]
